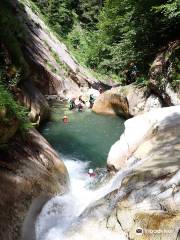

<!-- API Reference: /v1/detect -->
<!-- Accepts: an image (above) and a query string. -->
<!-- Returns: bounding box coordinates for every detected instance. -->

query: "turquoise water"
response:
[40,103,125,168]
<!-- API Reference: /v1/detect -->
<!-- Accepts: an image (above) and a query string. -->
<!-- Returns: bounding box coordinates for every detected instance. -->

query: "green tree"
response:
[33,0,74,36]
[87,0,180,74]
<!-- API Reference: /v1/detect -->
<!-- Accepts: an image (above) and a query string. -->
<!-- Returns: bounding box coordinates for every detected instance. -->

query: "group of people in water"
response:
[62,94,96,124]
[69,94,96,112]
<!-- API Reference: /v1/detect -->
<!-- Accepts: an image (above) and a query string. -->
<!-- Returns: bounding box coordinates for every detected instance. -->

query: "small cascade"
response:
[35,157,143,240]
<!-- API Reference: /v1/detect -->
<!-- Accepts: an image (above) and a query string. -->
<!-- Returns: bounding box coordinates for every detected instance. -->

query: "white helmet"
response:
[88,169,93,174]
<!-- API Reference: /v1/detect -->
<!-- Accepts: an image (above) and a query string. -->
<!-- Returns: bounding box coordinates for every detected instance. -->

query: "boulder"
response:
[107,106,180,170]
[0,129,69,240]
[92,84,162,118]
[105,106,180,240]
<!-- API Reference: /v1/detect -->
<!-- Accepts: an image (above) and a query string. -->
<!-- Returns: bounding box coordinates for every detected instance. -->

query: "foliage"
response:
[0,1,27,71]
[91,0,179,75]
[169,45,180,88]
[22,0,180,83]
[0,68,31,131]
[75,0,103,29]
[32,0,75,36]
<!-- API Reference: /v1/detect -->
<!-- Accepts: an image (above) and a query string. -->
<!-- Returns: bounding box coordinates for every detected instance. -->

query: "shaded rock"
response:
[0,118,19,144]
[15,80,50,123]
[0,129,69,240]
[105,106,180,240]
[148,40,180,106]
[92,84,162,118]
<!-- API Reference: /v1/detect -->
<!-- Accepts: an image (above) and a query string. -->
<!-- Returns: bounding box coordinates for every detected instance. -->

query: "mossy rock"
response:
[0,118,19,144]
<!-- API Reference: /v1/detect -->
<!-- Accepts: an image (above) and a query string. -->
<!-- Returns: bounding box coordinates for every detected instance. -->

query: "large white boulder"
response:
[107,106,180,170]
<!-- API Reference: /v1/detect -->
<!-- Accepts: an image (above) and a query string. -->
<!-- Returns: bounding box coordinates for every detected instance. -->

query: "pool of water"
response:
[40,102,125,168]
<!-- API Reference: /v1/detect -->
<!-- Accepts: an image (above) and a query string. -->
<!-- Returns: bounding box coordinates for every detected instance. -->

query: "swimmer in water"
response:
[88,168,96,177]
[63,115,68,123]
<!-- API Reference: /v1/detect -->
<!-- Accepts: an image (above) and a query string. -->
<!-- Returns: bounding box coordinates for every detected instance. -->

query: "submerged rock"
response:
[0,129,69,240]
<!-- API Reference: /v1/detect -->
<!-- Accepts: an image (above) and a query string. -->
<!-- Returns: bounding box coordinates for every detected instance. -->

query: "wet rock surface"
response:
[0,129,69,240]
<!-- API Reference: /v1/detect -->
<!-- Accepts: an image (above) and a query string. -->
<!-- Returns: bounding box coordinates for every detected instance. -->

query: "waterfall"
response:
[35,157,142,240]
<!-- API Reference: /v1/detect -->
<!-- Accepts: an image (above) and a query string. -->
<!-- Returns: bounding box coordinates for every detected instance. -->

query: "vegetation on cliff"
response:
[32,0,179,84]
[0,70,30,131]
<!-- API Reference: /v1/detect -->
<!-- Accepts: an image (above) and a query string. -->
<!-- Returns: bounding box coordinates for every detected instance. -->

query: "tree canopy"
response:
[31,0,180,78]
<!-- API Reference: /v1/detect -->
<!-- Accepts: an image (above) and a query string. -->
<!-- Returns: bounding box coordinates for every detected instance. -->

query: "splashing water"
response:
[35,156,143,240]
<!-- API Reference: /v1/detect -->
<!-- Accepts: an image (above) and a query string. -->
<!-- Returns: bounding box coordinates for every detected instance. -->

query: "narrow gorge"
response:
[0,0,179,240]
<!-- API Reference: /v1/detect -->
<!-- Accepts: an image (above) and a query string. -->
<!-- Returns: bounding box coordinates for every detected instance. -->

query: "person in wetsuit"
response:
[89,94,95,108]
[69,98,76,110]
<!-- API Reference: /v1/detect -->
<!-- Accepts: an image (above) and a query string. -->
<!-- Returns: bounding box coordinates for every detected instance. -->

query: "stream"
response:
[36,102,135,240]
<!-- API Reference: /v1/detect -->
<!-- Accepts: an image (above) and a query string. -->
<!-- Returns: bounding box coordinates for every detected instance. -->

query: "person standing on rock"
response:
[124,62,139,84]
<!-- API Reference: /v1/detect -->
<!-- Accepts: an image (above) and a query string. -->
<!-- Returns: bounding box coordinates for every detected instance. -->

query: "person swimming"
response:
[88,168,96,177]
[63,115,68,123]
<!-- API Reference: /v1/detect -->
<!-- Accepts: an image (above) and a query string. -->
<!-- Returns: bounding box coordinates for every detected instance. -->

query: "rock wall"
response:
[6,0,98,99]
[105,106,180,239]
[0,129,69,240]
[15,80,50,123]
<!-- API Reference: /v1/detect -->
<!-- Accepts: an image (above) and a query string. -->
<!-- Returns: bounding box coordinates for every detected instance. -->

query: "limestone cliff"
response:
[0,129,69,240]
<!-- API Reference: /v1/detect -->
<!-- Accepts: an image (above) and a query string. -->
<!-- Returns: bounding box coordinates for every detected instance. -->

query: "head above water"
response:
[88,169,93,174]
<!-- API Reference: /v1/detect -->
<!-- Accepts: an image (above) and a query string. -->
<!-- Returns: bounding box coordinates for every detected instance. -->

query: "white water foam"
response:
[35,157,143,240]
